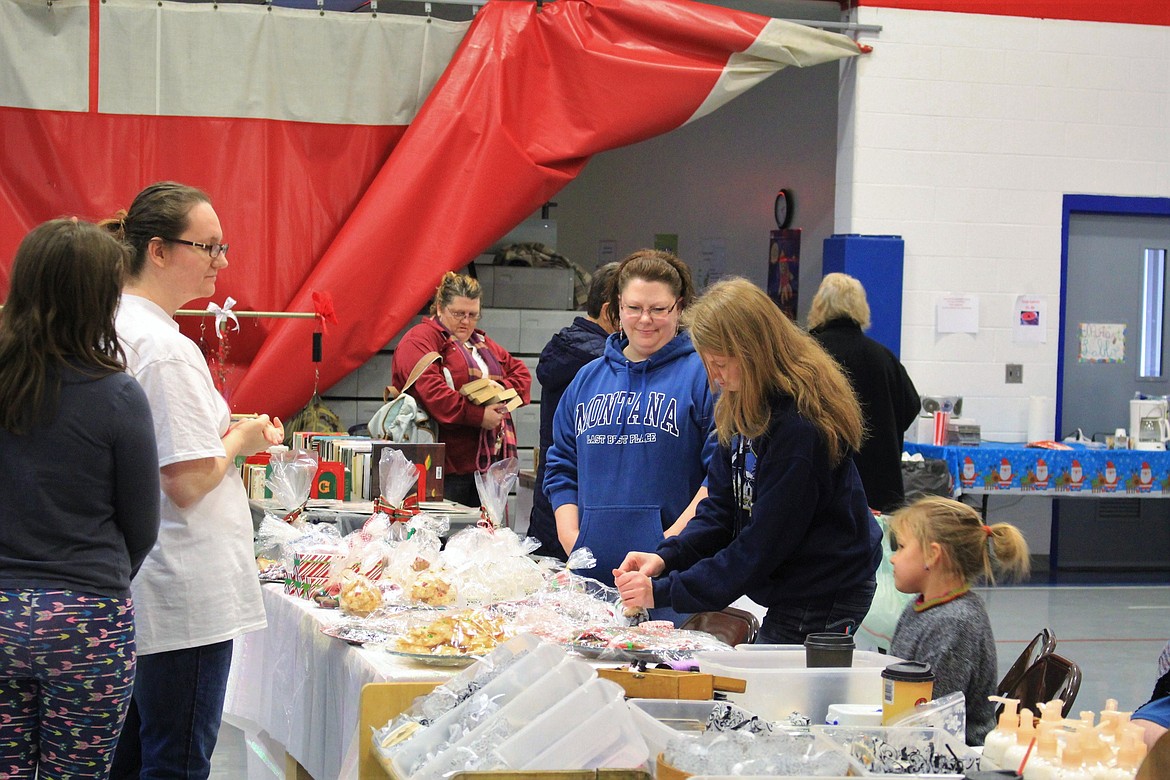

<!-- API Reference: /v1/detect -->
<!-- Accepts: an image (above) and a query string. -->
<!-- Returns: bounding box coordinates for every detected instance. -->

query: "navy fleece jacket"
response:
[652,393,881,613]
[544,331,715,585]
[531,316,610,560]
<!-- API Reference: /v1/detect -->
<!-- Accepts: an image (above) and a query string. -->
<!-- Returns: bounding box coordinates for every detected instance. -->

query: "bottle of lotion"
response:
[1003,707,1037,774]
[984,696,1022,769]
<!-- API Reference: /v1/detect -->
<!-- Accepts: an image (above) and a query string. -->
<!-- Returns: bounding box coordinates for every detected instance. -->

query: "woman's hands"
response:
[229,414,285,457]
[480,403,507,430]
[612,552,665,610]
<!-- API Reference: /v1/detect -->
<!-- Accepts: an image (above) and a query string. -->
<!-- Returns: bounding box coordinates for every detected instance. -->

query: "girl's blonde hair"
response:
[890,496,1031,585]
[430,271,482,315]
[682,277,863,465]
[807,272,871,331]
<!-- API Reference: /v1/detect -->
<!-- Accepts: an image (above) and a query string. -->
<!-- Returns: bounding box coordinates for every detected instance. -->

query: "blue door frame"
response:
[1053,194,1170,569]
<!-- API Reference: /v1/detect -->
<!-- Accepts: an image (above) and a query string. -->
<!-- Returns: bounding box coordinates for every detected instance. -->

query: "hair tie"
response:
[982,524,993,537]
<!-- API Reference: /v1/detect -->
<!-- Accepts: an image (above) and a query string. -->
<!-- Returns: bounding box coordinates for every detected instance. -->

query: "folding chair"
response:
[1005,652,1082,717]
[997,628,1058,699]
[680,607,761,647]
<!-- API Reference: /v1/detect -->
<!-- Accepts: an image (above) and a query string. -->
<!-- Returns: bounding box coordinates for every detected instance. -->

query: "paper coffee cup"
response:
[881,661,935,724]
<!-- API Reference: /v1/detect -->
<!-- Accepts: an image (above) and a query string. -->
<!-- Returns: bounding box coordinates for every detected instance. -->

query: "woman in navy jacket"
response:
[615,278,881,643]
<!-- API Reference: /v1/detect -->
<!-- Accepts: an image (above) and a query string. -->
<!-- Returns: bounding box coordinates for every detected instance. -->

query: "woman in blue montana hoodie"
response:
[543,250,715,587]
[615,278,881,644]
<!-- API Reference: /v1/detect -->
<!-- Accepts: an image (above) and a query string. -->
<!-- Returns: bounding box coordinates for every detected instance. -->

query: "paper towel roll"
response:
[1027,396,1052,443]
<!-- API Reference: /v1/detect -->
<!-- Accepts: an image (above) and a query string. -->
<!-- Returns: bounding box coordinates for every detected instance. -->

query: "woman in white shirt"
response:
[103,182,284,779]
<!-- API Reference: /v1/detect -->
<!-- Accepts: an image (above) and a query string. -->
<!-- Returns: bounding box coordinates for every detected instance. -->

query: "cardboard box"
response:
[369,443,446,501]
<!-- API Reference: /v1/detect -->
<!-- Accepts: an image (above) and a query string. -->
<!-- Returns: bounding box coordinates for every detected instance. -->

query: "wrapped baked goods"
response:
[374,448,422,531]
[338,570,382,617]
[393,609,511,657]
[410,571,457,606]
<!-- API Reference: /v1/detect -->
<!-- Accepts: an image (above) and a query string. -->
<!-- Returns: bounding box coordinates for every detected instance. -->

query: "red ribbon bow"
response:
[373,493,420,522]
[311,290,339,333]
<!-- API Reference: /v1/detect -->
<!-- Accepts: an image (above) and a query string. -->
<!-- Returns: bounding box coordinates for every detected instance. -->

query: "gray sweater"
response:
[889,590,998,745]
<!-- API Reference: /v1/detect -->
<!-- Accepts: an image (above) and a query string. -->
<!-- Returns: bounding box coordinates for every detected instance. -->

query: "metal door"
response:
[1058,211,1170,568]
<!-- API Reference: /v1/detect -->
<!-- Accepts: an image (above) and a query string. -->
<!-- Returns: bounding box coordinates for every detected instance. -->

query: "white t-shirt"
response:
[116,294,266,655]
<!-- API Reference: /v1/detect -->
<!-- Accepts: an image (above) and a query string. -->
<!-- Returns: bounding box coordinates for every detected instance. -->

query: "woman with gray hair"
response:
[808,272,920,513]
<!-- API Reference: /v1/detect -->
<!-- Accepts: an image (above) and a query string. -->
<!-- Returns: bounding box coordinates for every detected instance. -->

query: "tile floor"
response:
[209,582,1170,778]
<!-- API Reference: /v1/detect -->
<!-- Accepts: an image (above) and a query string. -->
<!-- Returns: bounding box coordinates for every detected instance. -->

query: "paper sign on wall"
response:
[936,294,979,334]
[1078,323,1126,363]
[1013,295,1047,343]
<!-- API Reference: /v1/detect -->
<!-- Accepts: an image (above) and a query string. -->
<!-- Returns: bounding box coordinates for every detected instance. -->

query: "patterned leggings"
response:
[0,589,135,780]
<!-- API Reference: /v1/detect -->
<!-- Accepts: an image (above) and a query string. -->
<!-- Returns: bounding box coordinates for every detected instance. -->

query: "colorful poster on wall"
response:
[1078,322,1126,363]
[767,228,801,320]
[1012,294,1046,344]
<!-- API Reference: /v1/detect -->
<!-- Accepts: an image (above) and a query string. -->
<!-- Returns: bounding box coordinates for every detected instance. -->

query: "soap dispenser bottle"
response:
[984,696,1022,769]
[1022,722,1059,780]
[1057,730,1092,780]
[1003,708,1037,774]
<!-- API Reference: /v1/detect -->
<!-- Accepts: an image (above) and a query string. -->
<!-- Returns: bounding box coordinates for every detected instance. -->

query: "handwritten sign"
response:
[1078,323,1125,363]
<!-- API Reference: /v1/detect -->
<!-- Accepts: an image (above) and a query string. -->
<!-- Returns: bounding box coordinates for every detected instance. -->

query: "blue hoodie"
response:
[544,330,715,586]
[531,316,610,560]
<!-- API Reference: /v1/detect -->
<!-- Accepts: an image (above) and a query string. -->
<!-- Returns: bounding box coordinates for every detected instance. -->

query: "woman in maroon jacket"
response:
[391,272,532,507]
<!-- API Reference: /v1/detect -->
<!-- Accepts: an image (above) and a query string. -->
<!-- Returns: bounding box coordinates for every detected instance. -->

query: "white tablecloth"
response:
[223,584,454,780]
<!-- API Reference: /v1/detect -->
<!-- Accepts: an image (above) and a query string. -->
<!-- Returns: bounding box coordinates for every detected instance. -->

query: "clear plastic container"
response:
[494,677,626,768]
[414,656,596,779]
[696,649,904,725]
[388,641,566,776]
[522,697,649,770]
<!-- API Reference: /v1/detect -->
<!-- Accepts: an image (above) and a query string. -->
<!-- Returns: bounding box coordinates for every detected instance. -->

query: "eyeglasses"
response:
[162,237,229,259]
[445,309,481,322]
[620,301,678,320]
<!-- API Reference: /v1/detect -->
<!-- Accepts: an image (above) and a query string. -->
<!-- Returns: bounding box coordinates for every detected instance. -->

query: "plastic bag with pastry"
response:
[338,570,383,617]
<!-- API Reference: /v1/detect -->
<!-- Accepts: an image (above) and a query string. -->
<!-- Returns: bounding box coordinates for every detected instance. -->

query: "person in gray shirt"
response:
[888,496,1030,745]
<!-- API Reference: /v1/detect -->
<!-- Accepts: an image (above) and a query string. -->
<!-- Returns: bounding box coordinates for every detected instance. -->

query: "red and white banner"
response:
[1,0,863,417]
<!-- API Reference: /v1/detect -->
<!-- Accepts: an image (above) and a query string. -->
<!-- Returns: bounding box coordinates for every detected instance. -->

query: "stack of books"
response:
[459,378,523,411]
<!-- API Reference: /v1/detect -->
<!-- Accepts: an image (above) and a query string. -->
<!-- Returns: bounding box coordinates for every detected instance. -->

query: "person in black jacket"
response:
[809,273,920,513]
[529,262,619,559]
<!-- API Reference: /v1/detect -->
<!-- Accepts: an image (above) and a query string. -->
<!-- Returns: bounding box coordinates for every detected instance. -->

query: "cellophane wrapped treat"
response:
[337,570,383,617]
[568,622,734,663]
[255,514,304,580]
[265,448,319,520]
[440,526,544,604]
[283,523,345,599]
[377,449,421,529]
[473,457,518,527]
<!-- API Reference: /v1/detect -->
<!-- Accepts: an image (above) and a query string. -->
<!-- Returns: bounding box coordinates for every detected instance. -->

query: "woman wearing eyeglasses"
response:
[543,250,716,593]
[103,182,284,779]
[613,278,881,644]
[390,271,532,508]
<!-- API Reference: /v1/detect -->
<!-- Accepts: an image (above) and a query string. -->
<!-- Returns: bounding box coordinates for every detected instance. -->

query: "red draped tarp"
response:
[0,0,862,417]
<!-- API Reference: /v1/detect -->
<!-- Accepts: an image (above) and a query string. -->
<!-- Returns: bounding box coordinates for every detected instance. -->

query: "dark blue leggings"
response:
[0,589,135,780]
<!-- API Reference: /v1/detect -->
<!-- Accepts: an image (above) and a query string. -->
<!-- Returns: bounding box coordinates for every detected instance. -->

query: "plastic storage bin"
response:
[695,649,903,724]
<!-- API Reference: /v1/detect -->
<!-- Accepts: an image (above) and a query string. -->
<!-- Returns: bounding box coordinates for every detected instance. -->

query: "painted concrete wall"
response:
[838,8,1170,442]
